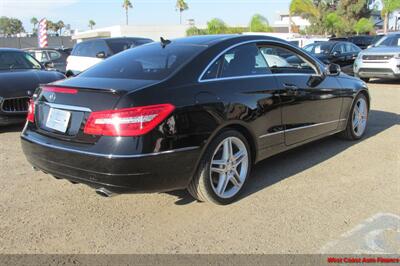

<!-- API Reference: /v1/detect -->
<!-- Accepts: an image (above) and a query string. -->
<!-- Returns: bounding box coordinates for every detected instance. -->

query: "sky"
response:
[0,0,291,32]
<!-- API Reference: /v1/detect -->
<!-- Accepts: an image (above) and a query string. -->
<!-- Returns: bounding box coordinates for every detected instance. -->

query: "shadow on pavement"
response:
[0,124,24,134]
[169,109,399,205]
[369,79,400,85]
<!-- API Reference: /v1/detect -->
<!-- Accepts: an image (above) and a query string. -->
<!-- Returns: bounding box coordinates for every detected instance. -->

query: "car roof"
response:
[0,48,24,52]
[168,34,287,47]
[80,37,153,43]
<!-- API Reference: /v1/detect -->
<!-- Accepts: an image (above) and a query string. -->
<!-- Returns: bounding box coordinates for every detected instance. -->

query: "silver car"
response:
[354,33,400,82]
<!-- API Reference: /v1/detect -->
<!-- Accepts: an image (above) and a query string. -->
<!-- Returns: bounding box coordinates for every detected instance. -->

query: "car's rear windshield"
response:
[80,42,206,80]
[106,39,152,54]
[0,51,42,70]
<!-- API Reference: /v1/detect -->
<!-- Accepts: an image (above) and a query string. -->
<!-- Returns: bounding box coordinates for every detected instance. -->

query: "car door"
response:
[343,43,361,75]
[259,43,343,146]
[198,43,283,150]
[330,42,348,67]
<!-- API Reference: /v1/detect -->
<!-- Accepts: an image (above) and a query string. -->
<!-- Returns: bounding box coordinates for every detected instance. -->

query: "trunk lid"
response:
[33,77,158,143]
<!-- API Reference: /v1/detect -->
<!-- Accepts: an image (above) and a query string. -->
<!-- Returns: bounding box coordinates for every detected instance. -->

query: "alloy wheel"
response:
[209,137,249,199]
[352,97,368,137]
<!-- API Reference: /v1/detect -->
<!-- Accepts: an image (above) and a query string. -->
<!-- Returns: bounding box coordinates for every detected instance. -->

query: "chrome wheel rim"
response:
[209,137,249,199]
[352,97,368,137]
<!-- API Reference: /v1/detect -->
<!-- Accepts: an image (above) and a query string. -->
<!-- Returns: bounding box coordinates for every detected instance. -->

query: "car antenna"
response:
[160,37,171,48]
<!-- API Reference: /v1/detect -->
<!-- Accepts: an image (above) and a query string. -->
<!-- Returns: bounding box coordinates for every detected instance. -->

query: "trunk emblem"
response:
[48,92,56,102]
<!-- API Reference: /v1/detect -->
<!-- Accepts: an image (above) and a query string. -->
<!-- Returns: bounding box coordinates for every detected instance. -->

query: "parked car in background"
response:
[354,33,400,82]
[25,47,72,73]
[330,35,385,50]
[288,37,328,48]
[21,35,369,204]
[66,37,153,75]
[0,48,65,125]
[302,41,361,75]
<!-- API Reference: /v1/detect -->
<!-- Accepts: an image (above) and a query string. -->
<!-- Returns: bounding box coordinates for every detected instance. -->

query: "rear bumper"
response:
[21,134,201,194]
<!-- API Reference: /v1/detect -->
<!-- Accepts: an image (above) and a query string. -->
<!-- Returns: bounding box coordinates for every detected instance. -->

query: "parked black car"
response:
[302,41,361,75]
[25,47,71,73]
[21,35,370,204]
[0,48,65,125]
[330,35,385,49]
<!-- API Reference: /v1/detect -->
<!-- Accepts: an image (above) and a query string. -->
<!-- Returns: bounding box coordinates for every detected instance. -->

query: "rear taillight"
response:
[84,104,175,137]
[27,99,35,123]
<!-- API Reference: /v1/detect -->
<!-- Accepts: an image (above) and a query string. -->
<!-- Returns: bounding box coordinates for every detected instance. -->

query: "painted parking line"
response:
[320,213,400,254]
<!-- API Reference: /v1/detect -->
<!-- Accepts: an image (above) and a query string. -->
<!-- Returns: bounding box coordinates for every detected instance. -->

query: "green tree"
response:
[249,14,273,32]
[88,20,96,30]
[354,18,375,35]
[325,12,344,35]
[206,18,227,34]
[290,0,320,19]
[290,0,327,35]
[186,26,208,36]
[0,16,25,36]
[176,0,189,25]
[46,20,56,34]
[381,0,400,33]
[335,0,371,35]
[30,17,38,34]
[122,0,133,26]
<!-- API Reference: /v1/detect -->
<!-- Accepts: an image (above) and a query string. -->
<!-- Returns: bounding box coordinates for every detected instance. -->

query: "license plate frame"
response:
[45,108,71,133]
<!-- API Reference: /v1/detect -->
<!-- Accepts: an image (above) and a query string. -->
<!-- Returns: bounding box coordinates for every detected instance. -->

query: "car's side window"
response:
[202,59,221,80]
[72,42,92,57]
[91,40,109,57]
[259,45,317,75]
[48,51,61,60]
[219,43,270,78]
[332,43,345,54]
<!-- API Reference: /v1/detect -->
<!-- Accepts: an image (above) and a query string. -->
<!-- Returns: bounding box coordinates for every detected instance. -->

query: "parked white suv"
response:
[354,33,400,82]
[66,37,152,76]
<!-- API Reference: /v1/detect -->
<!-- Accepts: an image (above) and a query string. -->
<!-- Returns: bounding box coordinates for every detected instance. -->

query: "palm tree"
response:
[289,0,319,19]
[30,17,38,34]
[122,0,133,25]
[176,0,189,25]
[88,20,96,30]
[56,20,65,36]
[381,0,400,33]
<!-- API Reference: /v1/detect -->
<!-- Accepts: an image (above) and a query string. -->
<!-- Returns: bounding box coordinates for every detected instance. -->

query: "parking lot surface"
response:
[0,81,399,254]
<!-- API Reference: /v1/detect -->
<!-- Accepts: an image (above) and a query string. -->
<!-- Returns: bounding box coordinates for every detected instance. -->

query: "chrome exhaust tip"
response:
[95,188,115,197]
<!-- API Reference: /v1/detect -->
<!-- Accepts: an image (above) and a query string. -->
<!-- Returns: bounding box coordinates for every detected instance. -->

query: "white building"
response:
[72,25,191,42]
[273,13,311,33]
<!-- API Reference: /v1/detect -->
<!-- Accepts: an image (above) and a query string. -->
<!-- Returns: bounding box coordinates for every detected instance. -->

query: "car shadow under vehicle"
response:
[168,109,399,205]
[0,124,24,134]
[369,78,400,85]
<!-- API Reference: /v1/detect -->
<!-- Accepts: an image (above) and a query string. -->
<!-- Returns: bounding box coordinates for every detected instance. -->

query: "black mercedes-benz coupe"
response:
[0,48,65,125]
[21,35,370,204]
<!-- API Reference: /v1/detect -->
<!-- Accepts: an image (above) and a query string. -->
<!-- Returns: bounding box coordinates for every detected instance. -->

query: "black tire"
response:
[338,93,369,140]
[187,129,252,205]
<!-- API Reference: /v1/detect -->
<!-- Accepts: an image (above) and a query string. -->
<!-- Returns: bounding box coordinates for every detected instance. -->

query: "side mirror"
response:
[44,61,55,70]
[96,51,106,59]
[327,63,341,76]
[332,51,341,57]
[65,70,76,78]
